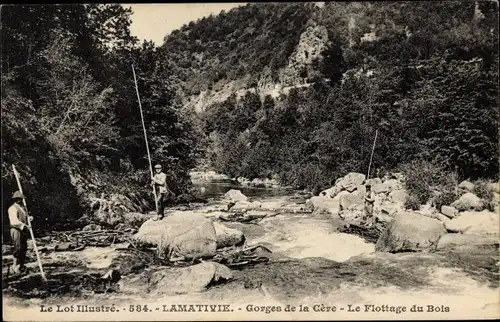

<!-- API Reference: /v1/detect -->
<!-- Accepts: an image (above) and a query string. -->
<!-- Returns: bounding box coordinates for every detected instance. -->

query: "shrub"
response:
[400,159,458,209]
[404,194,421,211]
[473,179,495,211]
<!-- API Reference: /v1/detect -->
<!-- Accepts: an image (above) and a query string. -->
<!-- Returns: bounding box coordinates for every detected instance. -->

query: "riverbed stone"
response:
[213,222,245,249]
[375,212,446,253]
[119,262,233,295]
[224,190,249,202]
[450,192,484,212]
[373,183,390,194]
[134,211,217,260]
[458,180,475,192]
[436,234,499,252]
[389,190,407,204]
[444,211,499,235]
[441,206,458,218]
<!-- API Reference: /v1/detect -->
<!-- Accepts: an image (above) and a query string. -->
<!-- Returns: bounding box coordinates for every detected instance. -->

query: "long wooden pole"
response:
[367,129,378,180]
[132,65,158,214]
[12,165,47,281]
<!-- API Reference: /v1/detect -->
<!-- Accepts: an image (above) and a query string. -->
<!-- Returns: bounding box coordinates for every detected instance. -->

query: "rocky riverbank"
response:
[3,172,499,320]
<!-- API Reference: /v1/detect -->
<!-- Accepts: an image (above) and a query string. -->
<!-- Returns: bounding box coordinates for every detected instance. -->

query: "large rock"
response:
[437,234,499,252]
[229,201,262,213]
[389,190,407,203]
[213,222,245,249]
[441,206,458,218]
[134,211,217,260]
[224,190,248,202]
[339,192,363,210]
[373,183,390,194]
[339,172,366,192]
[444,211,499,235]
[375,212,447,253]
[307,195,341,215]
[458,180,475,192]
[119,262,232,295]
[450,192,484,211]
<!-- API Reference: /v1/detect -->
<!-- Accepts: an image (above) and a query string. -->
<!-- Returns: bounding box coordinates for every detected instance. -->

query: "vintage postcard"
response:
[2,2,499,321]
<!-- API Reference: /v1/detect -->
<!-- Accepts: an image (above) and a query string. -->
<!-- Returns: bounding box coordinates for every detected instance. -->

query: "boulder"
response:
[375,212,447,253]
[389,190,407,204]
[319,186,340,198]
[228,201,262,213]
[373,183,390,194]
[119,262,232,295]
[259,200,286,212]
[224,190,248,202]
[307,196,341,215]
[366,178,382,187]
[441,206,458,219]
[339,172,366,191]
[134,211,217,260]
[458,180,475,192]
[437,234,499,252]
[487,182,499,194]
[339,192,363,210]
[450,192,484,211]
[380,203,403,217]
[213,222,245,249]
[444,211,499,235]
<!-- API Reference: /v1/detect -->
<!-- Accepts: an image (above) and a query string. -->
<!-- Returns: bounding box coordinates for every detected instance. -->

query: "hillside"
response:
[157,1,499,194]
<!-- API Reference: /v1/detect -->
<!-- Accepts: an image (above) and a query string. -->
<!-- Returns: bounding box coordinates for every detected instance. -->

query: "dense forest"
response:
[181,1,498,193]
[1,2,499,232]
[1,4,200,232]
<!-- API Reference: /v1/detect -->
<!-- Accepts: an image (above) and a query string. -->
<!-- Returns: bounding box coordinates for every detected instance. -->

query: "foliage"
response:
[1,4,200,234]
[399,159,459,209]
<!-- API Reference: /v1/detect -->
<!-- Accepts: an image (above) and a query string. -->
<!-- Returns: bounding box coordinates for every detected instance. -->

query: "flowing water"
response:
[3,182,499,320]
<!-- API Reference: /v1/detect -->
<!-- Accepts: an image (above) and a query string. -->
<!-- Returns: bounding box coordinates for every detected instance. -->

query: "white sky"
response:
[126,3,247,45]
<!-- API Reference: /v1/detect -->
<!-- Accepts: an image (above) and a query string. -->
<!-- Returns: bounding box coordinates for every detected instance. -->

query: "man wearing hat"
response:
[8,191,32,274]
[364,183,375,228]
[151,164,168,220]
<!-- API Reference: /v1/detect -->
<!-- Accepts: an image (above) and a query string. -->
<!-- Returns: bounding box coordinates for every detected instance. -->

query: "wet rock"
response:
[119,262,233,295]
[175,193,207,205]
[450,192,484,212]
[441,206,458,218]
[376,212,446,253]
[444,211,499,235]
[134,211,217,260]
[224,190,248,202]
[437,234,499,252]
[213,222,245,249]
[458,180,475,192]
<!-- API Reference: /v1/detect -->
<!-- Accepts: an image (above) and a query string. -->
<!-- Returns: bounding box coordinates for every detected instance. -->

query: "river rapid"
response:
[3,182,499,321]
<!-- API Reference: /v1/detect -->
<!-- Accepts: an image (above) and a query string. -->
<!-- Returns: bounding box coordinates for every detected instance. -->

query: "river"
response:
[3,182,499,320]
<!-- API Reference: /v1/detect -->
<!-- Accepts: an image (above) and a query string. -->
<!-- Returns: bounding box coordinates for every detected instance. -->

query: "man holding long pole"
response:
[10,165,46,280]
[132,64,161,219]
